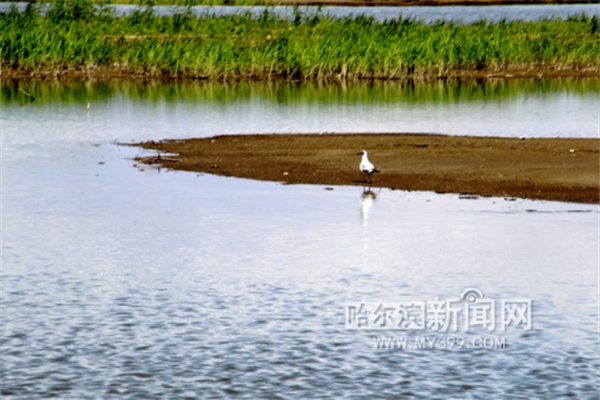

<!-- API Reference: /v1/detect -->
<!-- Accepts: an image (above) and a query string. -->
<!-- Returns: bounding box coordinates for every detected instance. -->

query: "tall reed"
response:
[1,1,598,79]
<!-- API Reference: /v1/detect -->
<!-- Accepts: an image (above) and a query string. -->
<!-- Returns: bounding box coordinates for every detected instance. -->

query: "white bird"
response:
[357,149,380,183]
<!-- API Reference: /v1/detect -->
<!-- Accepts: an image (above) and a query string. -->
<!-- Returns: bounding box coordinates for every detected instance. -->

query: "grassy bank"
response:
[1,1,599,79]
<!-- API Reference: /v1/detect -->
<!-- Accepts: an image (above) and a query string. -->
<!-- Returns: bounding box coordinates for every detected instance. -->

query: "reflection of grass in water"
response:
[2,78,599,106]
[99,0,271,4]
[1,1,599,79]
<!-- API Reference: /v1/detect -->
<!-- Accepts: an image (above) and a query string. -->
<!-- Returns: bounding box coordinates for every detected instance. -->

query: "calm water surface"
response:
[1,2,599,23]
[1,79,599,399]
[1,78,599,146]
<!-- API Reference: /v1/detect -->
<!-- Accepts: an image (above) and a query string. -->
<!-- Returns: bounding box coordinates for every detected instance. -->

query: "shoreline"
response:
[133,134,600,204]
[249,0,596,5]
[8,0,598,5]
[2,67,599,81]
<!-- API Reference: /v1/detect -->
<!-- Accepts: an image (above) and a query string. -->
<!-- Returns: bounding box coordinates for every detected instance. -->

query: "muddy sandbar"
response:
[134,134,600,204]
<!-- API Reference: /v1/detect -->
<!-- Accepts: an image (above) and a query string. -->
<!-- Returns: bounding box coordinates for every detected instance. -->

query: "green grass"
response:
[1,0,598,79]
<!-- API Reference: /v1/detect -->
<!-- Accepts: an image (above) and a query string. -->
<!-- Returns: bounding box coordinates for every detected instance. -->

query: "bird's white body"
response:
[360,151,375,174]
[357,149,379,183]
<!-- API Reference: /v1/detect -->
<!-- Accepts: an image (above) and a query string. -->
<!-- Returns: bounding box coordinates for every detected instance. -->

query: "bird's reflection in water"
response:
[360,187,377,224]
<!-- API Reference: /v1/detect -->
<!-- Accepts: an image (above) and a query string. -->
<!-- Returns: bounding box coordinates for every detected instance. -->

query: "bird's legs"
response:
[367,172,372,184]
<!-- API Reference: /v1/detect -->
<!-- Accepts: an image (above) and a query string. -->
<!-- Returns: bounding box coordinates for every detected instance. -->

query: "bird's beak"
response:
[356,152,362,155]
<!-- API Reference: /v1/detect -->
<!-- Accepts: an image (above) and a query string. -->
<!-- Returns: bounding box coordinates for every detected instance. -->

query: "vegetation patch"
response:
[1,1,599,79]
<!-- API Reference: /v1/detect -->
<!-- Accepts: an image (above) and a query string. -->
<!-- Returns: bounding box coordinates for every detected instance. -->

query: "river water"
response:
[1,78,599,399]
[1,2,599,23]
